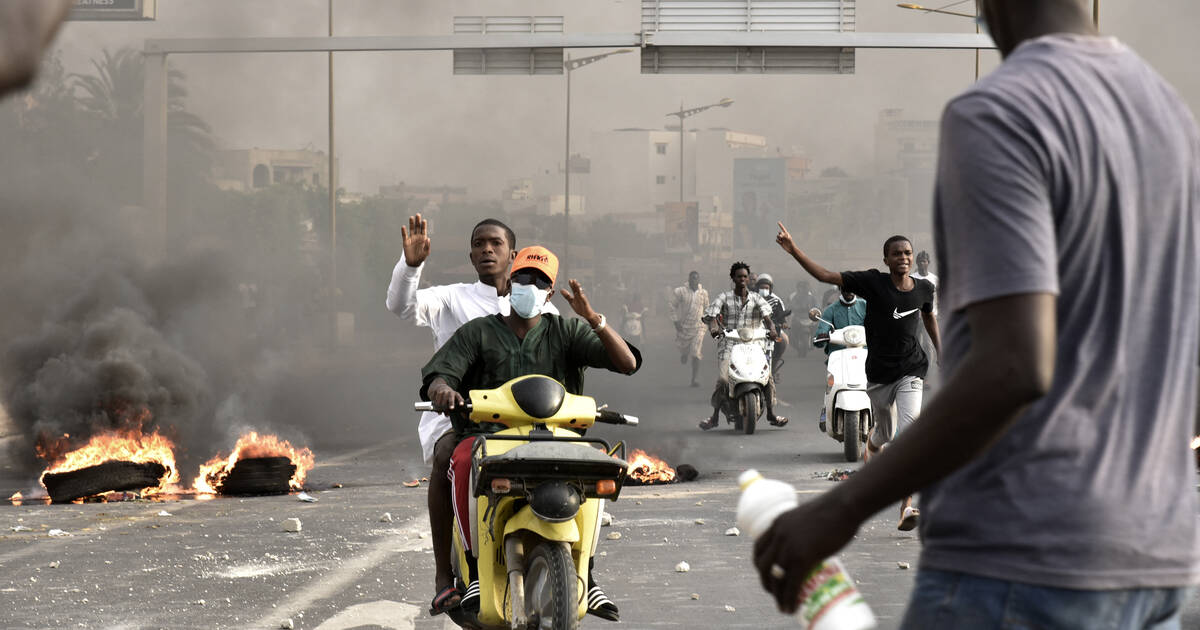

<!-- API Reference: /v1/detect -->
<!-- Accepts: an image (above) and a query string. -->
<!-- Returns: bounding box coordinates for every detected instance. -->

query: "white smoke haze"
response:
[0,0,1196,478]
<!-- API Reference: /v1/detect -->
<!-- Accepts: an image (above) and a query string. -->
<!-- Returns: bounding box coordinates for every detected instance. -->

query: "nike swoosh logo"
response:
[893,308,920,319]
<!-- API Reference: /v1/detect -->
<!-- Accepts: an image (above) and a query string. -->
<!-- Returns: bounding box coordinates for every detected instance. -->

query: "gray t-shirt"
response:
[925,35,1200,590]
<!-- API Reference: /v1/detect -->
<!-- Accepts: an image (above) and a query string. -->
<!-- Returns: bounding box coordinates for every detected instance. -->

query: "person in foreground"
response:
[422,246,640,622]
[754,1,1200,627]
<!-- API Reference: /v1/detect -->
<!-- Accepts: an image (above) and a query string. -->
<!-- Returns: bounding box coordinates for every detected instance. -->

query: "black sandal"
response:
[429,584,461,616]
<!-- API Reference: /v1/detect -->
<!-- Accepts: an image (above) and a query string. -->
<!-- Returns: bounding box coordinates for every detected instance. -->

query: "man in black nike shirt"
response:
[776,224,940,530]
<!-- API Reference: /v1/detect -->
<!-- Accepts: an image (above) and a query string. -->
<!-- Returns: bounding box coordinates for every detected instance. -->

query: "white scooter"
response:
[716,326,772,435]
[813,318,873,462]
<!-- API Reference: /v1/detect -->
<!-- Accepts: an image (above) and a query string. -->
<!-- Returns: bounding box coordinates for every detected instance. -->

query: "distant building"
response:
[874,108,939,230]
[212,148,333,192]
[589,127,768,217]
[378,182,469,212]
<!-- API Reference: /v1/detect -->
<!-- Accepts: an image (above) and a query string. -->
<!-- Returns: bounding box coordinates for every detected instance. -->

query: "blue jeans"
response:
[899,569,1194,630]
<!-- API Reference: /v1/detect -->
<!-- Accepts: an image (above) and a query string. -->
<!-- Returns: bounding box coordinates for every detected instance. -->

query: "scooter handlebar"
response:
[414,402,474,413]
[596,409,639,426]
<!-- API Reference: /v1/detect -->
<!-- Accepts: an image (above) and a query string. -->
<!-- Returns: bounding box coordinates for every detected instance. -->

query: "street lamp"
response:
[665,97,734,203]
[895,3,975,18]
[896,2,981,81]
[899,1,1101,81]
[562,49,631,282]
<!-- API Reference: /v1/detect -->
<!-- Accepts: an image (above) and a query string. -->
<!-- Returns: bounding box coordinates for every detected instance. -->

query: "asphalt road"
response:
[1,329,1197,629]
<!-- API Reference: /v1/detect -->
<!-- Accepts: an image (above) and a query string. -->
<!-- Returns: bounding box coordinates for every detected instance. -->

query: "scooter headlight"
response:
[528,481,581,523]
[843,328,865,346]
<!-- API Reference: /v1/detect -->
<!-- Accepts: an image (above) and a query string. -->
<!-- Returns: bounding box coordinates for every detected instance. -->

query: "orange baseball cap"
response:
[511,246,559,286]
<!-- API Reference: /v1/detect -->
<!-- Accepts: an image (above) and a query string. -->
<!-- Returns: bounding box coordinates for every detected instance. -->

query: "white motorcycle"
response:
[814,319,873,462]
[715,326,772,435]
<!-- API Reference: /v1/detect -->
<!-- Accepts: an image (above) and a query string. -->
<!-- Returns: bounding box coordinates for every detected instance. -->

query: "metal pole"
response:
[678,103,684,203]
[143,52,168,259]
[1093,0,1100,28]
[328,0,337,305]
[563,57,571,282]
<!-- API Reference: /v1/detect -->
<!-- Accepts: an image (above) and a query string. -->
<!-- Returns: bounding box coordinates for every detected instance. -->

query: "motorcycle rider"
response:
[387,215,563,616]
[811,288,868,432]
[422,246,640,622]
[698,262,786,430]
[754,273,791,380]
[776,224,939,530]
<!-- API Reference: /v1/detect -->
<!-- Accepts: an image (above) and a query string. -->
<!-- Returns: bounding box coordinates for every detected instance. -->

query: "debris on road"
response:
[897,562,911,570]
[606,532,622,541]
[402,480,421,488]
[675,561,690,573]
[690,593,700,600]
[676,464,700,481]
[694,518,705,525]
[601,512,613,527]
[724,527,740,536]
[331,483,343,488]
[813,468,857,481]
[282,518,302,533]
[379,512,393,523]
[157,510,172,517]
[725,605,736,612]
[11,525,30,532]
[296,492,318,503]
[280,619,294,629]
[47,529,68,537]
[48,561,60,569]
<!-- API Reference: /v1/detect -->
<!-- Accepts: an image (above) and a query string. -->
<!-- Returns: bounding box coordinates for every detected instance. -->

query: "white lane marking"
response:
[312,600,420,630]
[249,521,431,629]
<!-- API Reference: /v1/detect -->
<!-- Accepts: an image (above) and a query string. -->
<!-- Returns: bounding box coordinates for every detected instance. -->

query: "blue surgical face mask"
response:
[510,282,548,319]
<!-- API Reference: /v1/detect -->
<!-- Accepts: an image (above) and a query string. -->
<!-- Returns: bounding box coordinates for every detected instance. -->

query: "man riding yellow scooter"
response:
[421,246,641,625]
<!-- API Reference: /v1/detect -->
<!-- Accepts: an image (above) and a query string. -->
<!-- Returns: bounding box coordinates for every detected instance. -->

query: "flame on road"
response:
[193,432,315,494]
[627,449,676,484]
[35,409,180,497]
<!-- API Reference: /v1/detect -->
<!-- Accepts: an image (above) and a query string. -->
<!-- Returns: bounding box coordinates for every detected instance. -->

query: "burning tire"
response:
[217,456,296,495]
[524,541,578,630]
[42,460,167,503]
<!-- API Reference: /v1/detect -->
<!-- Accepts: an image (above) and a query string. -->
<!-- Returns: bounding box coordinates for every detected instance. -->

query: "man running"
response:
[423,246,638,621]
[776,226,939,529]
[755,1,1200,626]
[670,271,709,387]
[385,214,559,615]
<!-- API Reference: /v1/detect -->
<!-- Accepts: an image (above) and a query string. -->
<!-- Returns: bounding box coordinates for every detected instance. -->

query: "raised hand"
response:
[775,222,797,255]
[559,279,599,324]
[401,213,431,267]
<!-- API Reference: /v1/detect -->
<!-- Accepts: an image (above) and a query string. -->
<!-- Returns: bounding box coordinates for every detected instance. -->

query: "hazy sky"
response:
[50,0,1200,195]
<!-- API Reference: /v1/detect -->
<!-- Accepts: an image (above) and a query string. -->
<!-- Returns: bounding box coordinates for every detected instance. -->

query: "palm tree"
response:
[70,48,213,205]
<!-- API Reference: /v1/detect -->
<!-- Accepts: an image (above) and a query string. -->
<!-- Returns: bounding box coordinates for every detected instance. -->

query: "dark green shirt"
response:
[420,313,642,433]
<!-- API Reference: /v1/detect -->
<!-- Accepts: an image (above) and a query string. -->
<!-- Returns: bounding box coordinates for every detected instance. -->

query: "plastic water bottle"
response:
[737,469,877,630]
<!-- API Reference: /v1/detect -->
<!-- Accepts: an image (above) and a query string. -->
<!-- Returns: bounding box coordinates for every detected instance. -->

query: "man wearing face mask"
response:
[421,246,640,621]
[811,287,868,432]
[386,215,559,616]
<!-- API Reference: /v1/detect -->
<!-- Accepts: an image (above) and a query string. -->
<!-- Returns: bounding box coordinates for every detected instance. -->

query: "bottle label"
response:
[799,563,862,628]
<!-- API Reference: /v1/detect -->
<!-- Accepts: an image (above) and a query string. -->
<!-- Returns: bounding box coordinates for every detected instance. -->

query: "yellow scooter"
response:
[415,374,637,630]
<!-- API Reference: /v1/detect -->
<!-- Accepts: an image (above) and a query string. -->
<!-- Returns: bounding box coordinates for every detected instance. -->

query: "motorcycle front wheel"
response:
[841,409,861,462]
[739,392,760,435]
[524,541,578,630]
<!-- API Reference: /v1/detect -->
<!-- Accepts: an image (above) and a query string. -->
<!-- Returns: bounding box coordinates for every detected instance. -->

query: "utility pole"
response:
[328,0,337,306]
[561,49,630,281]
[665,98,734,204]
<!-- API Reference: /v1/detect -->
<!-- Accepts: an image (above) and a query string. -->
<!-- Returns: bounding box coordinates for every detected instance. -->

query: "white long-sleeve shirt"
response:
[386,253,558,461]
